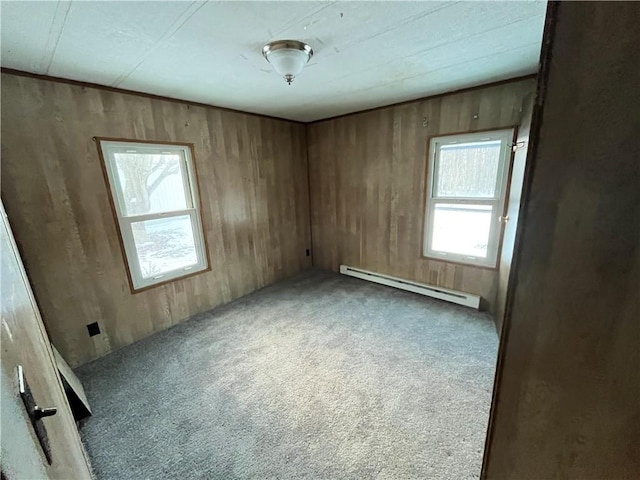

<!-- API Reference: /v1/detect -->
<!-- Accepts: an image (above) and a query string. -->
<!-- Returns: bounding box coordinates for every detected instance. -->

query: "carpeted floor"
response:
[76,269,498,479]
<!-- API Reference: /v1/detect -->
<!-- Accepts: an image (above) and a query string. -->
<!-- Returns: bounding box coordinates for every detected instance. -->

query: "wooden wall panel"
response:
[483,2,640,478]
[1,73,311,367]
[307,78,536,312]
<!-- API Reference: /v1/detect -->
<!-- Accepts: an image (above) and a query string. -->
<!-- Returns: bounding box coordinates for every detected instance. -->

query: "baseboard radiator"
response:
[339,265,481,309]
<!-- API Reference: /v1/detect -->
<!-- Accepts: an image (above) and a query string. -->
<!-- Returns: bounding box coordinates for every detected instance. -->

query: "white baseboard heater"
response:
[339,265,481,309]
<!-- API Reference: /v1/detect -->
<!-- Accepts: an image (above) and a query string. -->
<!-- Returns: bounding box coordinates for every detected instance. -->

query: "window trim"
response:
[95,137,211,293]
[421,128,517,269]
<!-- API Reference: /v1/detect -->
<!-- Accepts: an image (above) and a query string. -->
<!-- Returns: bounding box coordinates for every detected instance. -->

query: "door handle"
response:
[33,406,58,420]
[18,365,56,464]
[19,365,57,420]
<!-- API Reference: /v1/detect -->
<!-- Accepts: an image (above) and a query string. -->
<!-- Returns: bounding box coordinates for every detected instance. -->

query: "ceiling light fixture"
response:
[262,40,313,85]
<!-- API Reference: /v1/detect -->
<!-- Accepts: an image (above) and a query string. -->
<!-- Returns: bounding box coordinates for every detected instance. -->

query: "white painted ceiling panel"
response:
[1,1,547,122]
[47,1,197,86]
[0,0,67,73]
[292,43,540,121]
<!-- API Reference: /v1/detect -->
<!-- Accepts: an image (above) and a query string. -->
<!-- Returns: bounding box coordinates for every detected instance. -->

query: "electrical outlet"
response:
[87,322,100,337]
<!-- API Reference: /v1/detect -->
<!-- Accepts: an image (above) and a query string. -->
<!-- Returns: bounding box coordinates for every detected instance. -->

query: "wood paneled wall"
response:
[307,78,536,312]
[1,73,311,367]
[483,2,640,478]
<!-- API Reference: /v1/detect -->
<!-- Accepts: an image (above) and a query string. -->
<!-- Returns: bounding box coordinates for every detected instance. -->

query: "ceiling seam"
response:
[294,43,540,111]
[320,12,535,70]
[326,1,459,56]
[270,1,337,39]
[368,42,543,89]
[111,1,209,88]
[317,15,542,86]
[400,15,544,60]
[42,0,73,74]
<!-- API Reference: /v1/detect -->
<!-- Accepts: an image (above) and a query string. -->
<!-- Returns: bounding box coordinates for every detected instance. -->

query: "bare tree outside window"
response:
[115,154,183,216]
[99,140,208,290]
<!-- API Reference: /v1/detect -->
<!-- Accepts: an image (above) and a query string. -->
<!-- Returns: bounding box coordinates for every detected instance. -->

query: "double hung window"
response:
[98,140,208,290]
[423,129,513,268]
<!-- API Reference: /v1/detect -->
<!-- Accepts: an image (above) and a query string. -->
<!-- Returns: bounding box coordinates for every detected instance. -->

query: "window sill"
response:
[129,264,211,294]
[420,254,499,271]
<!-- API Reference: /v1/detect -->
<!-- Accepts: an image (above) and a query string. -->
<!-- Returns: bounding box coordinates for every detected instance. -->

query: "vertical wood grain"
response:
[1,73,311,367]
[307,78,536,312]
[483,2,640,478]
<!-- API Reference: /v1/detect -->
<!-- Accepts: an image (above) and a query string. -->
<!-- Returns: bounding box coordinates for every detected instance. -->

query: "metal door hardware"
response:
[33,406,58,419]
[18,365,56,464]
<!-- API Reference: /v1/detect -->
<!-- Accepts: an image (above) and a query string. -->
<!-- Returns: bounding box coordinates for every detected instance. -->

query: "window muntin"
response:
[99,140,208,290]
[424,130,513,268]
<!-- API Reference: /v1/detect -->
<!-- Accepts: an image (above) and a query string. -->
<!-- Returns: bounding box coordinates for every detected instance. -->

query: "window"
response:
[97,139,209,291]
[423,129,514,268]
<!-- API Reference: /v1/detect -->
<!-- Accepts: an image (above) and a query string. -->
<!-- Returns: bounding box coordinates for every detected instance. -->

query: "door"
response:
[494,92,535,334]
[1,202,92,479]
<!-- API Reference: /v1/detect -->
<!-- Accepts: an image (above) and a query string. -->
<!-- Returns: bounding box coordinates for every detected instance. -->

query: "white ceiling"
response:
[1,1,547,122]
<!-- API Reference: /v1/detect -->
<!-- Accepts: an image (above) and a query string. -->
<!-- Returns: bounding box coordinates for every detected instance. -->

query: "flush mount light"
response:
[262,40,313,85]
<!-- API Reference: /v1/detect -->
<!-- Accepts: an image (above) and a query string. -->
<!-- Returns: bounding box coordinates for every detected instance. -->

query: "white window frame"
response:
[423,129,514,268]
[98,139,208,291]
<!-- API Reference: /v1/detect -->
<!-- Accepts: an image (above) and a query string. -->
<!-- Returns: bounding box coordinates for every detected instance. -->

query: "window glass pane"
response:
[431,204,492,258]
[435,140,501,198]
[131,215,198,278]
[114,153,188,216]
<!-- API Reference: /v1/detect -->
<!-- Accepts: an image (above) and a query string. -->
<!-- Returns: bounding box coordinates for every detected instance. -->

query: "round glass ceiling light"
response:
[262,40,313,85]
